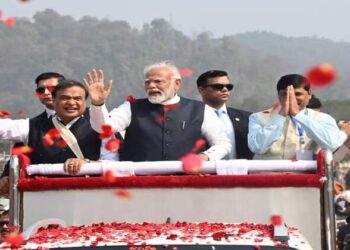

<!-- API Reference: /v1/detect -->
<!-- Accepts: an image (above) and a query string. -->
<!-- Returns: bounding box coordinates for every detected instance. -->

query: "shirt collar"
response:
[55,115,83,128]
[45,108,56,118]
[161,94,180,105]
[213,104,227,114]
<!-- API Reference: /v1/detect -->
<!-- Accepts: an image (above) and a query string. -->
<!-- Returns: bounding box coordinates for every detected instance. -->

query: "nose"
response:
[43,88,51,94]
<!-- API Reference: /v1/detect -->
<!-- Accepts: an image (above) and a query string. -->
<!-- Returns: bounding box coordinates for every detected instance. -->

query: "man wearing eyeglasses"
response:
[196,70,253,159]
[86,61,231,162]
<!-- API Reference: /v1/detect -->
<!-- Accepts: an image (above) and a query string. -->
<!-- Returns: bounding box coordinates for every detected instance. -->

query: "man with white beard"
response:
[85,61,231,162]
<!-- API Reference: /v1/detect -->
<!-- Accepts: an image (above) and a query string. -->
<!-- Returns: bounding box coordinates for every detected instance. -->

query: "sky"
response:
[0,0,349,42]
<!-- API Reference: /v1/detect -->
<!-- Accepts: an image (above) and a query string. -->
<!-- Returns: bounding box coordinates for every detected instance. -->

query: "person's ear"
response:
[198,86,206,95]
[174,78,182,91]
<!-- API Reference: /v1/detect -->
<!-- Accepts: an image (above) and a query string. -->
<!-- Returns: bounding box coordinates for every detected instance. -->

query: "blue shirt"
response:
[248,108,347,154]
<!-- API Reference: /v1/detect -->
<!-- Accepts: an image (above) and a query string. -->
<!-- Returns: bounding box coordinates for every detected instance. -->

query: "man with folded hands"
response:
[85,61,231,162]
[248,74,346,160]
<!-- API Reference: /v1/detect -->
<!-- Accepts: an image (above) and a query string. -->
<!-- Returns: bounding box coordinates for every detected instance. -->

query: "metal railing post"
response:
[323,150,336,250]
[9,155,20,228]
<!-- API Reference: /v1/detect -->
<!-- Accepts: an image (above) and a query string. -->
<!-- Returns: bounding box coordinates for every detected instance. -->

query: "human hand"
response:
[83,69,113,106]
[289,86,300,116]
[63,158,87,175]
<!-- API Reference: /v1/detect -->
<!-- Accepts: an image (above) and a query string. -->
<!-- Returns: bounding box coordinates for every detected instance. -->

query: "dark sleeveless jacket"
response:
[120,97,205,161]
[28,111,101,164]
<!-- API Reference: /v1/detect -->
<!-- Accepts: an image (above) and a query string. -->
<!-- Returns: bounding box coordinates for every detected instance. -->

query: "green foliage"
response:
[0,10,349,117]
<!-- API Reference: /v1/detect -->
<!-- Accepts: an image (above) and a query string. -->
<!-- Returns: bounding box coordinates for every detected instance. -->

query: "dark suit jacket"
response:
[227,107,254,159]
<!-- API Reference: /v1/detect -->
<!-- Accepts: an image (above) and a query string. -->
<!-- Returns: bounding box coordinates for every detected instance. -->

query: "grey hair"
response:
[143,61,182,80]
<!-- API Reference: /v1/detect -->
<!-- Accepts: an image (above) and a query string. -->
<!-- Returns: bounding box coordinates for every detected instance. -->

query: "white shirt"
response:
[90,95,231,160]
[0,109,117,160]
[212,104,236,159]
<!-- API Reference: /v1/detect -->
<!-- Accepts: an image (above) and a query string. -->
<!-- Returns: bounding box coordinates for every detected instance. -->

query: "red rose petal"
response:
[105,138,121,152]
[4,232,25,247]
[11,146,33,155]
[127,95,136,103]
[114,189,132,200]
[0,110,11,117]
[57,140,67,148]
[43,134,54,146]
[306,63,336,88]
[270,215,283,226]
[5,17,16,27]
[180,153,202,174]
[47,128,61,139]
[253,246,262,250]
[192,139,207,153]
[99,124,114,138]
[103,170,115,183]
[179,68,193,77]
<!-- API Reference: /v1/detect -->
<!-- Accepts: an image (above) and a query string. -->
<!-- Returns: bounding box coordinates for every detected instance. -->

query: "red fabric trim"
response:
[18,174,322,191]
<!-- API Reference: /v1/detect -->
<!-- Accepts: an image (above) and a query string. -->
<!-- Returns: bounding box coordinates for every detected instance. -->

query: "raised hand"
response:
[83,69,113,106]
[289,86,300,116]
[278,86,289,116]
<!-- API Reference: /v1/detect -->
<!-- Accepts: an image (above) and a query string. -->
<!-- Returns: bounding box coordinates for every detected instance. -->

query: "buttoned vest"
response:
[120,97,205,161]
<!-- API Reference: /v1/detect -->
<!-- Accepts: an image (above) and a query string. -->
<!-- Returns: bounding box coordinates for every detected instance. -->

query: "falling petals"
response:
[114,189,132,200]
[270,215,283,226]
[99,124,115,139]
[180,153,202,174]
[179,68,193,77]
[5,17,16,27]
[4,232,25,247]
[47,128,61,139]
[43,134,55,146]
[103,170,115,183]
[11,145,33,155]
[306,63,336,88]
[127,95,136,103]
[105,138,121,152]
[57,140,67,148]
[0,110,11,117]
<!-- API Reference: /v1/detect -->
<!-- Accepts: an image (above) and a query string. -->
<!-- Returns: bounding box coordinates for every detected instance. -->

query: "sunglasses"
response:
[203,83,234,91]
[35,86,55,94]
